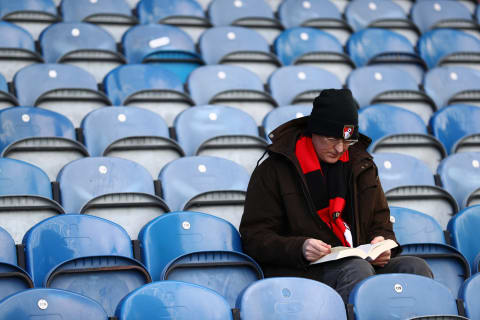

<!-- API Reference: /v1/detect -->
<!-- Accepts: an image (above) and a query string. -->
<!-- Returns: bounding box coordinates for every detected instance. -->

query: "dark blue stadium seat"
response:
[418,29,480,70]
[274,27,354,83]
[122,24,203,82]
[347,65,436,123]
[136,0,211,43]
[0,107,88,180]
[0,21,43,82]
[237,277,347,319]
[460,272,480,319]
[277,0,352,45]
[448,205,480,273]
[14,63,112,127]
[198,26,281,83]
[262,105,312,142]
[104,64,193,126]
[0,72,18,109]
[159,156,250,228]
[430,104,480,154]
[349,274,461,319]
[424,66,480,109]
[61,0,137,42]
[438,152,480,208]
[0,288,109,320]
[268,65,342,107]
[115,281,233,320]
[347,28,426,83]
[174,105,267,173]
[139,211,243,281]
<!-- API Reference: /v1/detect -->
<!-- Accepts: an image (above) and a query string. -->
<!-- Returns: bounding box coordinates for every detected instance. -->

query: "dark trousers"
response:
[307,256,433,304]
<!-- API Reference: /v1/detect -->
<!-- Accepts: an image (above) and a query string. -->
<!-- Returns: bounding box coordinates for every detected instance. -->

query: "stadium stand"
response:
[460,272,480,319]
[262,105,312,143]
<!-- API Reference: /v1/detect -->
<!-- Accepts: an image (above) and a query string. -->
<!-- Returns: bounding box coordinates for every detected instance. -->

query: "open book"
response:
[310,239,398,265]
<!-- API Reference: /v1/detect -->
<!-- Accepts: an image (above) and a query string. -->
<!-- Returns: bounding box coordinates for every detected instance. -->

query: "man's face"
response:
[311,134,349,164]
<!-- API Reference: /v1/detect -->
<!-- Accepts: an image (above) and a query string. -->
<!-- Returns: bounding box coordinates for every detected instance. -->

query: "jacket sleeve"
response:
[239,158,309,269]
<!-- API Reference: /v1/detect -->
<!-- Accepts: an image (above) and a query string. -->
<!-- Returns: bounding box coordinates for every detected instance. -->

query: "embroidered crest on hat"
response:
[343,125,354,139]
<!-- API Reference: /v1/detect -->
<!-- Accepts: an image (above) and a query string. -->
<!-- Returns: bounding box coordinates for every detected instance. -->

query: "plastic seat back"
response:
[263,105,312,142]
[412,0,474,34]
[345,0,407,31]
[278,0,342,29]
[460,272,480,319]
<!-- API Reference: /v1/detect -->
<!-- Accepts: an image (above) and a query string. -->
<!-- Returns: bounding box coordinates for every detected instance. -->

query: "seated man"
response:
[240,89,432,303]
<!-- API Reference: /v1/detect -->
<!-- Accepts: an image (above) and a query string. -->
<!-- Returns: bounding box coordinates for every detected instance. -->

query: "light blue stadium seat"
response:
[57,157,169,237]
[277,0,352,45]
[390,207,446,244]
[269,66,342,107]
[23,214,151,316]
[104,64,193,126]
[208,0,283,44]
[0,288,109,320]
[262,105,312,142]
[460,272,480,319]
[438,152,480,209]
[448,205,480,273]
[0,0,59,40]
[122,24,203,82]
[237,277,347,320]
[0,72,18,109]
[159,156,250,228]
[0,21,43,82]
[14,63,112,127]
[347,28,426,83]
[136,0,210,43]
[418,29,480,70]
[347,66,435,123]
[345,0,419,45]
[424,66,480,109]
[430,104,480,154]
[81,106,183,177]
[61,0,137,42]
[187,65,276,125]
[349,274,461,319]
[359,104,446,172]
[0,107,88,181]
[199,26,281,83]
[273,27,354,84]
[174,105,267,173]
[139,211,243,281]
[115,281,233,320]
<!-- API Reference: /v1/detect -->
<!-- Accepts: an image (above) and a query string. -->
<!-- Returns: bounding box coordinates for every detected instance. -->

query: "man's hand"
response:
[370,236,391,267]
[302,238,332,262]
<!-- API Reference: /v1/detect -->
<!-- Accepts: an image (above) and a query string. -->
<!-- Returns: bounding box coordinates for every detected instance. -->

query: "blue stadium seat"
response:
[159,156,250,228]
[208,0,283,44]
[163,250,263,308]
[174,105,267,173]
[347,28,426,84]
[424,66,480,109]
[345,0,419,45]
[104,64,193,126]
[262,105,312,142]
[0,226,17,265]
[14,63,112,127]
[115,281,233,320]
[0,72,18,109]
[347,66,436,123]
[0,0,59,40]
[0,288,109,320]
[0,107,88,181]
[466,187,480,207]
[61,0,137,42]
[237,277,347,320]
[277,0,352,45]
[57,157,169,237]
[460,272,480,319]
[418,29,480,70]
[187,65,276,125]
[430,104,480,154]
[136,0,211,43]
[274,27,354,84]
[139,211,243,281]
[349,274,461,319]
[23,214,151,316]
[199,26,281,83]
[438,152,480,208]
[81,106,183,177]
[268,66,342,107]
[122,24,203,82]
[40,22,126,83]
[0,21,43,82]
[448,205,480,273]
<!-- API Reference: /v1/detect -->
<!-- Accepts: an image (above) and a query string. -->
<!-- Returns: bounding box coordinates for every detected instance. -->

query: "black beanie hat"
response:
[308,88,359,140]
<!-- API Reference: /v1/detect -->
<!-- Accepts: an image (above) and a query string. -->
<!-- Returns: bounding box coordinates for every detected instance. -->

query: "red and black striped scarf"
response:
[295,135,353,247]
